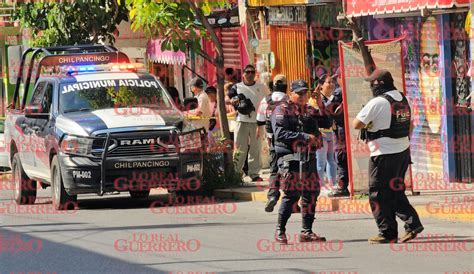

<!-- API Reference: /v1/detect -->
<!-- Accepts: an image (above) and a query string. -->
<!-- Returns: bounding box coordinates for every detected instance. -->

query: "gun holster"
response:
[358,128,368,143]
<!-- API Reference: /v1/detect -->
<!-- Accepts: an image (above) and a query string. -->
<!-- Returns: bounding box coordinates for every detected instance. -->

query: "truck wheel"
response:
[12,153,37,205]
[129,190,150,199]
[51,156,77,210]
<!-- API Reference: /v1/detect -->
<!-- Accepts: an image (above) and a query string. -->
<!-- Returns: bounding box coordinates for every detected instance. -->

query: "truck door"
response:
[20,81,47,174]
[0,71,7,168]
[32,81,54,181]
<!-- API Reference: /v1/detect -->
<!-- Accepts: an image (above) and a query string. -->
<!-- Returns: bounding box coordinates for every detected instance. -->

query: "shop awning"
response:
[345,0,469,17]
[146,40,186,66]
[247,0,337,7]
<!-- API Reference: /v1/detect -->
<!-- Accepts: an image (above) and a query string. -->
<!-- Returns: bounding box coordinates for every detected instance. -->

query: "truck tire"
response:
[129,190,150,199]
[51,156,77,210]
[12,153,37,205]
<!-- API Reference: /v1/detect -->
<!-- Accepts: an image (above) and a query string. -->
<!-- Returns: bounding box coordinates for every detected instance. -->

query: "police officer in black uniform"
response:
[353,69,423,244]
[256,75,289,212]
[271,79,331,243]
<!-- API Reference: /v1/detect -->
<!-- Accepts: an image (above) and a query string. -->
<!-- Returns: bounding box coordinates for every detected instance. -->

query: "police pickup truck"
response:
[1,45,204,210]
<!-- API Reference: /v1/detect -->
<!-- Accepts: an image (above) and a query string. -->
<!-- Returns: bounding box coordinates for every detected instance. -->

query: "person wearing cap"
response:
[256,74,289,212]
[353,69,424,244]
[270,79,330,243]
[185,77,211,132]
[228,64,270,181]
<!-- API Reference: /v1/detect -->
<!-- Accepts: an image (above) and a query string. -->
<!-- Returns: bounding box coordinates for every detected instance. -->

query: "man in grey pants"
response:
[228,64,269,181]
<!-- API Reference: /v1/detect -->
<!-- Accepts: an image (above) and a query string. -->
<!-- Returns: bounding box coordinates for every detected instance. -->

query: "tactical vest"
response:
[265,94,286,138]
[366,93,411,141]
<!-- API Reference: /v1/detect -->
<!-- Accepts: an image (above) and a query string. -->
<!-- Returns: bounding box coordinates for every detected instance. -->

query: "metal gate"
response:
[270,26,310,84]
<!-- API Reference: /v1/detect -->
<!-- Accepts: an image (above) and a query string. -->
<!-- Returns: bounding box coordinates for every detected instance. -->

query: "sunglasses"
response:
[245,70,256,74]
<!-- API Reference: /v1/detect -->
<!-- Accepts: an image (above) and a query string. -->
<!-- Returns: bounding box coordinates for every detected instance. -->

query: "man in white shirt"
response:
[256,74,289,212]
[353,69,423,244]
[185,77,211,132]
[228,64,270,181]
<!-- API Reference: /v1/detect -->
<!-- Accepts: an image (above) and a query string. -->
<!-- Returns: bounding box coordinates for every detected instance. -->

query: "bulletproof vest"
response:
[274,101,321,155]
[265,94,286,137]
[367,93,411,141]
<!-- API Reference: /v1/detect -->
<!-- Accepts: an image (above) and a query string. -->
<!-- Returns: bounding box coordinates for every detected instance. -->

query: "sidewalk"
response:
[214,168,474,222]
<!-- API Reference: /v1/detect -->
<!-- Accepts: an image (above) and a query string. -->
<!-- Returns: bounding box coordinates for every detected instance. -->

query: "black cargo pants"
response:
[278,155,321,233]
[368,148,423,239]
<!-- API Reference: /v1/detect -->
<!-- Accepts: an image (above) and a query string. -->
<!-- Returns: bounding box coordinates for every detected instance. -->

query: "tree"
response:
[126,0,235,177]
[14,1,128,47]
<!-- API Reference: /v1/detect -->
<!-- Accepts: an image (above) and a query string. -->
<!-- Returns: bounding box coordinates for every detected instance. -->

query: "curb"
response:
[214,188,353,211]
[414,205,474,222]
[214,188,268,201]
[214,188,474,222]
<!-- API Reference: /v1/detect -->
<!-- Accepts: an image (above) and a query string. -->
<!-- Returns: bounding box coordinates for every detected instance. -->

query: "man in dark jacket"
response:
[271,79,330,243]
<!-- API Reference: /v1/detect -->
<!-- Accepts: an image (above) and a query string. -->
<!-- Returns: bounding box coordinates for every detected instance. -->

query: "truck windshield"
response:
[59,78,175,113]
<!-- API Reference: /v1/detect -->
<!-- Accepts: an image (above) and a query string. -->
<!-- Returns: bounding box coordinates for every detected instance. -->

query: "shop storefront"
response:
[344,0,473,186]
[146,39,187,99]
[268,6,310,84]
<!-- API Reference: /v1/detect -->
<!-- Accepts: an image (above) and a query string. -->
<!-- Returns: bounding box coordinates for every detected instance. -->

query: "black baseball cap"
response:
[364,69,394,84]
[291,79,309,94]
[188,77,204,88]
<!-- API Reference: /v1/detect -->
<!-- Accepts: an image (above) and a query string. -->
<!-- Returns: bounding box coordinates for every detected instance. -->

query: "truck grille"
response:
[92,131,177,157]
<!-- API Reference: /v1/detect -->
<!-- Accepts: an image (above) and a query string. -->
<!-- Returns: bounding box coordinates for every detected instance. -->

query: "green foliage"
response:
[126,0,227,52]
[14,0,128,47]
[200,136,243,195]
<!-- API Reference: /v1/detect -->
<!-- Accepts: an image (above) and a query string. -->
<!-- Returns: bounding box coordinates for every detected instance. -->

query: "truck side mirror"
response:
[183,98,198,111]
[25,105,49,119]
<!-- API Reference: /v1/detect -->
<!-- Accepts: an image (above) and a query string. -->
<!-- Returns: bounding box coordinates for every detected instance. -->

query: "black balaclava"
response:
[370,80,396,97]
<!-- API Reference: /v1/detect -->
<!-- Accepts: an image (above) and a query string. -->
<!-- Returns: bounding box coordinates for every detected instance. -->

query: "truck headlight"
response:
[60,135,93,155]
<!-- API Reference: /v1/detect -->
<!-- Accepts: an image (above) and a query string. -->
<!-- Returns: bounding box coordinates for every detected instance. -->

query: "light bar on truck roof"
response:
[48,63,145,76]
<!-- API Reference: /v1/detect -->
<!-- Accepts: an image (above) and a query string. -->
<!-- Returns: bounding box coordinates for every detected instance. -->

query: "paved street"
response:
[1,180,473,274]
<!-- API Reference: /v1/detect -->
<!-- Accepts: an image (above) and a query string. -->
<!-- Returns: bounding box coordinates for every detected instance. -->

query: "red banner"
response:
[346,0,469,17]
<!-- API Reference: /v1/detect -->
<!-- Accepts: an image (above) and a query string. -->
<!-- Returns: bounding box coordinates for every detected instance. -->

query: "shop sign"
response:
[268,6,306,25]
[206,5,240,28]
[256,39,271,54]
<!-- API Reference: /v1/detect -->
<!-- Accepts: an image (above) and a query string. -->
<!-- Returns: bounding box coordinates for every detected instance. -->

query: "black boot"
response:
[300,215,326,242]
[275,214,289,244]
[265,197,278,212]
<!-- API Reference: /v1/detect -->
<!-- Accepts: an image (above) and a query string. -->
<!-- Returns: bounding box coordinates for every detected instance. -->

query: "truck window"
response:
[41,83,53,114]
[29,81,47,107]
